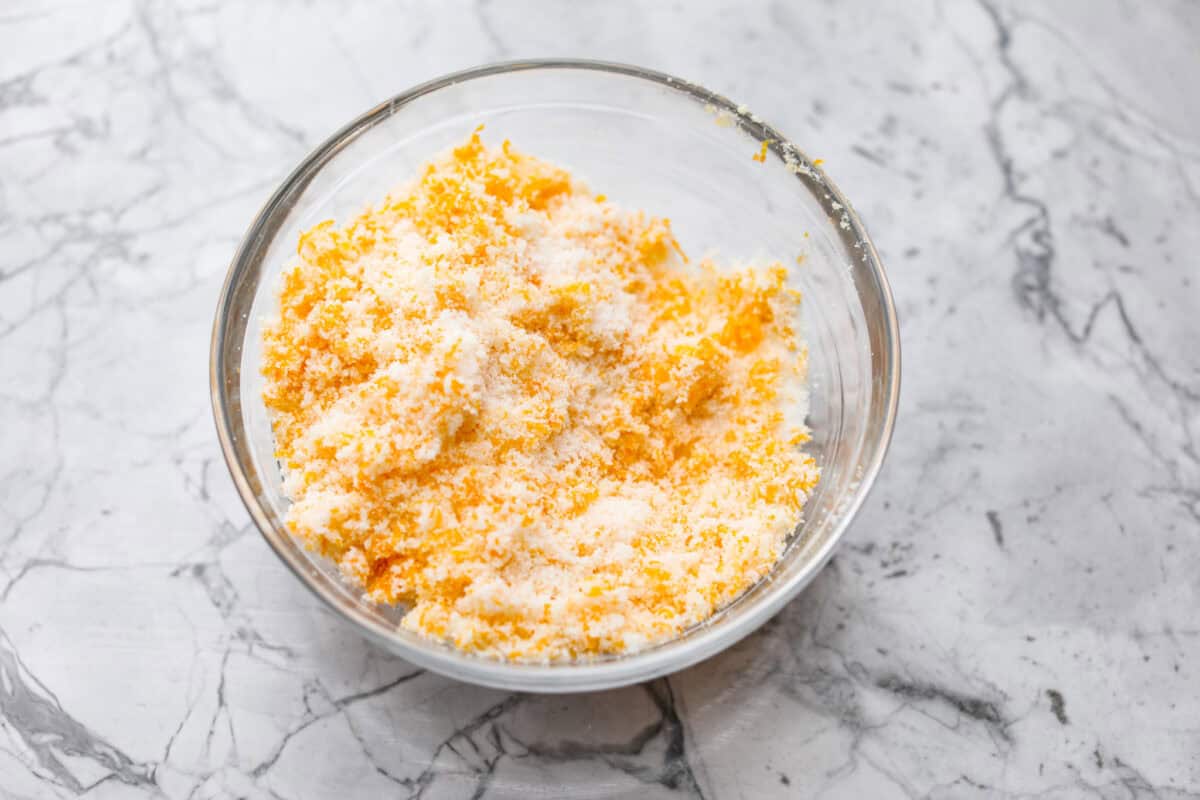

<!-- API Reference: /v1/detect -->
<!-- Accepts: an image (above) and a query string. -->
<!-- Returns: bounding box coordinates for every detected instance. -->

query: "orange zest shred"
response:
[261,131,819,662]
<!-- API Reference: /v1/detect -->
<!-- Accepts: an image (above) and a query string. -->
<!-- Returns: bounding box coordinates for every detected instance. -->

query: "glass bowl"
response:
[210,60,899,693]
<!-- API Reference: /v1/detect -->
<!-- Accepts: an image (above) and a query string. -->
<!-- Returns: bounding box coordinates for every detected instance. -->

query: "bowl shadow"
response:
[287,562,858,798]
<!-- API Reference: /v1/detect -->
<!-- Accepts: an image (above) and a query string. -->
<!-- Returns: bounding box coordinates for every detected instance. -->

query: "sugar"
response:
[261,131,820,662]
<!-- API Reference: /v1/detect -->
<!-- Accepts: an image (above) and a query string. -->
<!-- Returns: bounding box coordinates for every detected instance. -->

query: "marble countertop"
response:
[3,0,1199,797]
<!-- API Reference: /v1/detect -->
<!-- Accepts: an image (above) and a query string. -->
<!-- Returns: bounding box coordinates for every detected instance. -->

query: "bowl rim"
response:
[210,58,901,693]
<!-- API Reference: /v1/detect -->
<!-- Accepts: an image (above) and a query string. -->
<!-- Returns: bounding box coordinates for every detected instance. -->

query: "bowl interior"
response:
[213,62,897,692]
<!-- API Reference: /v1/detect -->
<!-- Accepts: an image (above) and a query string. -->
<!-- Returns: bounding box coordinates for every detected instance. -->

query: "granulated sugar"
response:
[262,131,819,661]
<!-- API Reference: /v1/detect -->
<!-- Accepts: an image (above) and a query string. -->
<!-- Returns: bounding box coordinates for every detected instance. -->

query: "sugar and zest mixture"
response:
[262,131,819,662]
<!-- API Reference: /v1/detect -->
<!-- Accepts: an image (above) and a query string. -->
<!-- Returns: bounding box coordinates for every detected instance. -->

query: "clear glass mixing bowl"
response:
[210,60,899,692]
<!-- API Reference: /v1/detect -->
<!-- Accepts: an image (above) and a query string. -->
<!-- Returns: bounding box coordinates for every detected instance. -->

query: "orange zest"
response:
[262,132,819,662]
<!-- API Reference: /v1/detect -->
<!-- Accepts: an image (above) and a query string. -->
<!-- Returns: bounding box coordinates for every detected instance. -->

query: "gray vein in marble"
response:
[0,631,155,793]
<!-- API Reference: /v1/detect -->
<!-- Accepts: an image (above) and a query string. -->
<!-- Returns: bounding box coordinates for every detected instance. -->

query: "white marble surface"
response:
[3,0,1199,797]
